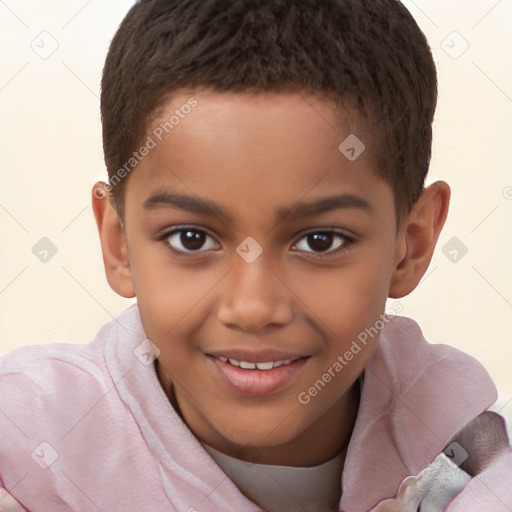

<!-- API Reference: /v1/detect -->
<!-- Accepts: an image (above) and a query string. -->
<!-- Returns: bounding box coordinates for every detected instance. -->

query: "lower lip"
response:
[208,356,309,397]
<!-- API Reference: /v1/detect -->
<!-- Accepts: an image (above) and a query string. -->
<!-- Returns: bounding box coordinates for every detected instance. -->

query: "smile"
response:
[207,354,309,397]
[217,356,301,370]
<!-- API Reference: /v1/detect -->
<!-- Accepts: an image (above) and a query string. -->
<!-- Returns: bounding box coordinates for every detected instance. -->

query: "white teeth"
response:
[255,361,274,370]
[221,357,299,370]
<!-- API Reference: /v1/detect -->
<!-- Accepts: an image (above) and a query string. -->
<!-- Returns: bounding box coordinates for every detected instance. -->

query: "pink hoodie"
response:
[1,304,511,511]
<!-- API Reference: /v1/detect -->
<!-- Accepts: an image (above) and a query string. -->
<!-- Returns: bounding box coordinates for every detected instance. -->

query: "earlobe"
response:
[389,181,451,299]
[91,181,136,298]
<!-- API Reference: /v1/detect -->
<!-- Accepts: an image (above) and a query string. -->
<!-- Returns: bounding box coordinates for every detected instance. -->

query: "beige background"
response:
[1,1,511,419]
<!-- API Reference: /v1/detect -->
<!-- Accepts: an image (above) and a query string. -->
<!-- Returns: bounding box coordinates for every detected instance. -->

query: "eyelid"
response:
[160,225,221,254]
[158,225,355,257]
[291,229,355,256]
[293,227,355,244]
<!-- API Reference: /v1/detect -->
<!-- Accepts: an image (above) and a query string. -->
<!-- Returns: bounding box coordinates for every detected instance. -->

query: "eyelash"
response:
[158,225,355,259]
[293,230,354,259]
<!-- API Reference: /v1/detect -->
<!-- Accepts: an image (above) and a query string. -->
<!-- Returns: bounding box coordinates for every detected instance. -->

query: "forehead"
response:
[125,90,394,227]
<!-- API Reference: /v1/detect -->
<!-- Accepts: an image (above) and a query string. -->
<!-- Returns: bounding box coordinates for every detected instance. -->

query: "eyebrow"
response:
[143,190,372,222]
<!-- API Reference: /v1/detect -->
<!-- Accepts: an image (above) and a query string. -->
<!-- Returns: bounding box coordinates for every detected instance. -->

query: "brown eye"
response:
[293,230,351,255]
[165,228,220,253]
[181,230,205,250]
[307,233,333,252]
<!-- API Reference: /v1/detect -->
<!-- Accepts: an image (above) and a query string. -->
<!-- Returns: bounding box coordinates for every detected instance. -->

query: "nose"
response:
[216,253,294,332]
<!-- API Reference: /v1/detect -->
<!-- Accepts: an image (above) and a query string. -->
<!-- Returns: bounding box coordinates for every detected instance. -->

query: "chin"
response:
[219,414,306,450]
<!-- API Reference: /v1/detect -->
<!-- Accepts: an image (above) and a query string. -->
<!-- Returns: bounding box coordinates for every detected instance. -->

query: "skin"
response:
[92,89,450,467]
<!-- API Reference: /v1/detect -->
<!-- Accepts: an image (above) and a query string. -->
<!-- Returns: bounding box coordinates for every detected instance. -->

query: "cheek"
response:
[287,253,393,398]
[293,257,391,333]
[128,241,222,336]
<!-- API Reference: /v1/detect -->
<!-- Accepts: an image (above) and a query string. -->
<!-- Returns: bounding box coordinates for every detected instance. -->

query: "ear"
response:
[389,181,451,299]
[91,181,135,298]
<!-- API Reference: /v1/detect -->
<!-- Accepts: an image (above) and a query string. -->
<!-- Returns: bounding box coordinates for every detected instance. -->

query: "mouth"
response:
[217,356,302,370]
[206,352,310,397]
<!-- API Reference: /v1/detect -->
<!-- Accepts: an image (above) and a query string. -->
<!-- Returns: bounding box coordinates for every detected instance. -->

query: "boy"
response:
[1,0,511,510]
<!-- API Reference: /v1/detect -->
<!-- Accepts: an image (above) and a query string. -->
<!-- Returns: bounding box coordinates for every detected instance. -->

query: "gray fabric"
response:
[418,454,472,511]
[370,453,470,511]
[370,411,512,511]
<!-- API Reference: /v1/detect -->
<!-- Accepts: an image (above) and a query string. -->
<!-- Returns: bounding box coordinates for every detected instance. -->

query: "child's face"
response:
[120,90,404,460]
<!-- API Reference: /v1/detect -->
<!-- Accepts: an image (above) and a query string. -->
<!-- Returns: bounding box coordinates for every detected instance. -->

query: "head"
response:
[93,0,450,465]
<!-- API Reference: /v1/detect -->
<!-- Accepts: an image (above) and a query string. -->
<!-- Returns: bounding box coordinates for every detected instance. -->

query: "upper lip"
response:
[205,349,310,363]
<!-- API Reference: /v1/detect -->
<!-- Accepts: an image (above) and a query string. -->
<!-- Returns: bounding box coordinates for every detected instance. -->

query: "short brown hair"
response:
[101,0,437,221]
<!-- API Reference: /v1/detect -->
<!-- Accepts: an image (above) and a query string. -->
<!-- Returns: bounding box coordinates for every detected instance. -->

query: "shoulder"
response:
[0,326,120,447]
[0,305,164,510]
[0,303,141,389]
[0,304,143,436]
[0,337,108,398]
[0,340,111,446]
[378,314,496,388]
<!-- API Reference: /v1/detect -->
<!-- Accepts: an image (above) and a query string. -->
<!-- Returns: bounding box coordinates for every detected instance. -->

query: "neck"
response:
[156,359,361,467]
[232,379,361,467]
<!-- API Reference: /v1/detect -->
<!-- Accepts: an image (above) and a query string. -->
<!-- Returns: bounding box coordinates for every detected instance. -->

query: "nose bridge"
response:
[233,252,273,298]
[216,248,293,331]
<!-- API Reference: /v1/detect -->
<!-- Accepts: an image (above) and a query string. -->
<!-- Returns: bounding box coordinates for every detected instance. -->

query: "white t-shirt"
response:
[202,442,347,512]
